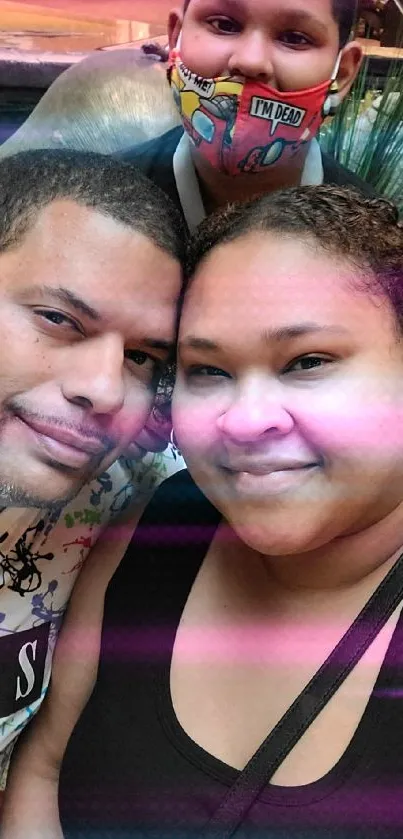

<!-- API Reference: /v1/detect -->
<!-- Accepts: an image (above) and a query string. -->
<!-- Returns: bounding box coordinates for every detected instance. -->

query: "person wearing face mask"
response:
[3,185,403,839]
[125,0,375,460]
[119,0,373,232]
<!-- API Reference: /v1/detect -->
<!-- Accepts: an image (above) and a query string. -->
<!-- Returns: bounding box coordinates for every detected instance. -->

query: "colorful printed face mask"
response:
[168,42,341,177]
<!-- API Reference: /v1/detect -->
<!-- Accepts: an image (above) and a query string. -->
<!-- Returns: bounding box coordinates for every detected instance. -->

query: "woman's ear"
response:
[337,41,363,103]
[168,8,184,52]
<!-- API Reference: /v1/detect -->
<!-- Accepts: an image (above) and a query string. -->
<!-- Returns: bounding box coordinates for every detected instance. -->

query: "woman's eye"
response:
[206,16,241,34]
[187,365,230,378]
[279,30,312,47]
[34,308,82,333]
[285,355,334,374]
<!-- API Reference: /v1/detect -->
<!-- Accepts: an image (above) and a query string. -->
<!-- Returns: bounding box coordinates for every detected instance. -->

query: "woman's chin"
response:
[229,516,326,558]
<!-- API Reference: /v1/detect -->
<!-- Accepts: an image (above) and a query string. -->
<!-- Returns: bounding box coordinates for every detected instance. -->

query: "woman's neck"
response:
[217,501,403,621]
[192,145,309,212]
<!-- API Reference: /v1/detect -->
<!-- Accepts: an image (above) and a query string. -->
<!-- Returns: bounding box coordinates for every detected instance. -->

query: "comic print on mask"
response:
[169,52,336,177]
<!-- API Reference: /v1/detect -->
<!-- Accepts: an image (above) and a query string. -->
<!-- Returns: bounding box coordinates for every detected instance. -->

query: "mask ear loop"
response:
[323,51,342,116]
[167,30,182,80]
[170,29,182,60]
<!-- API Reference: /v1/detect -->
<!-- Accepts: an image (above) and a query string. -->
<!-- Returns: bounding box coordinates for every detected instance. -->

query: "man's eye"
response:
[124,351,165,382]
[285,355,333,374]
[206,16,241,34]
[35,308,82,332]
[279,31,313,47]
[125,350,154,367]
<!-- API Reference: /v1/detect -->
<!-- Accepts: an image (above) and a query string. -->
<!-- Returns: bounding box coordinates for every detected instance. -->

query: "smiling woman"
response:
[178,186,402,556]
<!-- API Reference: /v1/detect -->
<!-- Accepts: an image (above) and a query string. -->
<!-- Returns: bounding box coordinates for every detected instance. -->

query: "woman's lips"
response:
[221,463,320,497]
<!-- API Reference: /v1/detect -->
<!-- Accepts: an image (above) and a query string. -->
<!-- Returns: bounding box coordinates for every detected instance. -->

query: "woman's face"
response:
[173,231,403,556]
[170,0,343,92]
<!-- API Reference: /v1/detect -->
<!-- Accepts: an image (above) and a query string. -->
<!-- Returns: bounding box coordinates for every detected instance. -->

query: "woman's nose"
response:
[217,383,293,443]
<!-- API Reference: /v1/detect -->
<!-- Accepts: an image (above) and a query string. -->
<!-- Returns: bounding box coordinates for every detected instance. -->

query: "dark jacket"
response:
[118,125,378,218]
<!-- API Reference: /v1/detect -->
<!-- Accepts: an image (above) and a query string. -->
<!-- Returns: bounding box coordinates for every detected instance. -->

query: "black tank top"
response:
[59,470,403,839]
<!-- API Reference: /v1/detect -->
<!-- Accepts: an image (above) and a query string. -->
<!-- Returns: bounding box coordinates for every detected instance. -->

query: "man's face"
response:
[170,0,341,91]
[174,231,403,557]
[0,200,181,508]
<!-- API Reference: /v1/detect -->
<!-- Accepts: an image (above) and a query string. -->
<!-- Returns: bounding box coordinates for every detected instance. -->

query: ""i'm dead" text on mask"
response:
[168,43,341,177]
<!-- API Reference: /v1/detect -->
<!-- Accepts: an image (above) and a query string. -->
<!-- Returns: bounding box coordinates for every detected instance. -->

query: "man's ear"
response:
[168,8,184,51]
[337,41,363,102]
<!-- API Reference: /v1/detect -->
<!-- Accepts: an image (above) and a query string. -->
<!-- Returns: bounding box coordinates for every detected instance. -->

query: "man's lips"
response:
[16,414,107,456]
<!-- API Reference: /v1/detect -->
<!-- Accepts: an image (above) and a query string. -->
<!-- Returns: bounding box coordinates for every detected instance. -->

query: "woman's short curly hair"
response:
[187,184,403,330]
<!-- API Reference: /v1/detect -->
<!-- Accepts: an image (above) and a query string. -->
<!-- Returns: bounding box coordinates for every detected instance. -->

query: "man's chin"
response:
[0,469,92,510]
[122,442,147,461]
[0,485,72,510]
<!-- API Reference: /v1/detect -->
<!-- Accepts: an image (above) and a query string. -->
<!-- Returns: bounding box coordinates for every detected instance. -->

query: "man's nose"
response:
[217,381,293,443]
[61,334,125,416]
[227,31,275,84]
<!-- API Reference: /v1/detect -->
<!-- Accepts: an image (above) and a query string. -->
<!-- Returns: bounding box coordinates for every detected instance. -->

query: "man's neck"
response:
[192,145,309,212]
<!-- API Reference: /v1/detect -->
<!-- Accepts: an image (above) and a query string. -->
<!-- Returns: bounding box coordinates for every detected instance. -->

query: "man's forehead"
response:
[7,199,159,275]
[30,198,133,241]
[0,199,173,297]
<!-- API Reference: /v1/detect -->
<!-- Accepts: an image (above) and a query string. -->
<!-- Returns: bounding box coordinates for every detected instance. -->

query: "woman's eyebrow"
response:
[262,324,351,343]
[179,336,220,352]
[179,326,350,352]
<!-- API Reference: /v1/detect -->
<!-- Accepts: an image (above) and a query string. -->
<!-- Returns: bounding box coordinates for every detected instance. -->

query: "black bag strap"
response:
[204,552,403,838]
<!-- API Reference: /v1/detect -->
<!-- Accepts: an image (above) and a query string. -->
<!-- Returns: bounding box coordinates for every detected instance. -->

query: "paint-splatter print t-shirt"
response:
[0,446,184,788]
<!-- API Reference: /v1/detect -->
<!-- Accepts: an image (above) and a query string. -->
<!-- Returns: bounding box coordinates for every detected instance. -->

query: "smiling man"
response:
[0,149,185,788]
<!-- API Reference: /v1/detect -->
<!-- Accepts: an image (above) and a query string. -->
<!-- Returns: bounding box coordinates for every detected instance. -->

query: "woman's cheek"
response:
[296,395,403,459]
[173,396,222,453]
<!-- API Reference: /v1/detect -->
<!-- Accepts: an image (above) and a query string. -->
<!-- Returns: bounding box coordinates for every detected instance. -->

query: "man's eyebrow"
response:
[20,285,100,321]
[263,323,351,343]
[142,338,176,356]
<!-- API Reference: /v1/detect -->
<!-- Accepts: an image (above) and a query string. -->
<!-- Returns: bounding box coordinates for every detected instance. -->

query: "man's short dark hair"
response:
[0,149,186,263]
[187,185,403,328]
[182,0,358,47]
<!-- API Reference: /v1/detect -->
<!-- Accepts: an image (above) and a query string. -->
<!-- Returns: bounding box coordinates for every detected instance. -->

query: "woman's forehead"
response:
[182,233,393,341]
[188,232,351,301]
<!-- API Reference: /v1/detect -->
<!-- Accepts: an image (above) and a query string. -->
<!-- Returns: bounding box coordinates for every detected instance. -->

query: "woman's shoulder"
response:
[102,469,221,611]
[129,467,220,541]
